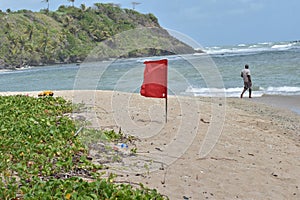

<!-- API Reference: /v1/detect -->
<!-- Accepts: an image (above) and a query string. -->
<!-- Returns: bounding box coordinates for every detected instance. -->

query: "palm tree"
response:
[25,24,34,41]
[42,0,50,12]
[68,0,75,7]
[63,15,72,27]
[40,27,49,54]
[80,4,86,12]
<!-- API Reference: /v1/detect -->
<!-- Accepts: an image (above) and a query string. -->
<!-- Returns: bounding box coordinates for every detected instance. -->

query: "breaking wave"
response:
[199,41,300,56]
[185,86,300,97]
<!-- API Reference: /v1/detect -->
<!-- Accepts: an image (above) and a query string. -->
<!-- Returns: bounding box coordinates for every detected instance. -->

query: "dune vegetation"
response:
[0,95,167,199]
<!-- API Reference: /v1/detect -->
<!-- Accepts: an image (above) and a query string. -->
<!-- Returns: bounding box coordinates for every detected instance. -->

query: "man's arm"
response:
[247,75,251,83]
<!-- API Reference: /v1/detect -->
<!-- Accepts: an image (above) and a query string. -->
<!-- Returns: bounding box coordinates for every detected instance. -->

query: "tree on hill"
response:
[68,0,75,7]
[42,0,50,12]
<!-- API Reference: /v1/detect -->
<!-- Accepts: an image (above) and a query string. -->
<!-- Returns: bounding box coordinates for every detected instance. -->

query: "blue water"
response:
[1,40,300,97]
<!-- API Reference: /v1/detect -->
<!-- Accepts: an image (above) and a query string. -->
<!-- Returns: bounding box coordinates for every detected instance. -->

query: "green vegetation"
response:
[0,3,196,69]
[0,95,167,199]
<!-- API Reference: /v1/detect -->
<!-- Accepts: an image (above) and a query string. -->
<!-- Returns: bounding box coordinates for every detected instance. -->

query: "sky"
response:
[1,0,299,47]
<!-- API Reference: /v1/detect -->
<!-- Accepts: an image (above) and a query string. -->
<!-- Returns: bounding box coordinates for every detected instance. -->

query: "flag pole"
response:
[165,96,168,123]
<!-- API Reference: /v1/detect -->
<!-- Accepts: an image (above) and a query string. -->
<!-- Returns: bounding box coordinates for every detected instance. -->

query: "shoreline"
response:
[248,95,300,115]
[1,90,299,115]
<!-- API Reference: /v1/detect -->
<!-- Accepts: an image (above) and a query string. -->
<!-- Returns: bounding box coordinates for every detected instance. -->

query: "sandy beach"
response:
[1,90,300,199]
[250,95,300,115]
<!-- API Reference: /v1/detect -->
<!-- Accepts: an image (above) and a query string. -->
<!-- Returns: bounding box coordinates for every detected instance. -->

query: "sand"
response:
[250,95,300,115]
[1,90,300,199]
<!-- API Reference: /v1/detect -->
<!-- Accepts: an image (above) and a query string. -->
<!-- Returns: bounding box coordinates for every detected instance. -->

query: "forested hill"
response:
[0,3,198,69]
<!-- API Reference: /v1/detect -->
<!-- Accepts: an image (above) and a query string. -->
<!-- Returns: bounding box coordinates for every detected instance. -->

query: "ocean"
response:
[1,40,300,98]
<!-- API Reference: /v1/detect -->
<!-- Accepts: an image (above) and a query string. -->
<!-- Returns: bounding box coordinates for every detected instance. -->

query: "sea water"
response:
[0,40,299,97]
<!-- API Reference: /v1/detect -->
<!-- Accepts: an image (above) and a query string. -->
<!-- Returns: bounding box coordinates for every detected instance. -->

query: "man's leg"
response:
[240,87,247,98]
[249,88,252,98]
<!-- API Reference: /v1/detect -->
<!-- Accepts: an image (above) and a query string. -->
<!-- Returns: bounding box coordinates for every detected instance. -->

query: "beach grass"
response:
[0,94,167,199]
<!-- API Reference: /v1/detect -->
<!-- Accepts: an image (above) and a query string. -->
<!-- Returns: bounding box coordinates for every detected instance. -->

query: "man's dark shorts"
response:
[244,82,252,89]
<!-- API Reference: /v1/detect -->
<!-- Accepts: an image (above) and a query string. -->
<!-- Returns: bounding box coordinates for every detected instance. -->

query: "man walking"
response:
[240,64,252,98]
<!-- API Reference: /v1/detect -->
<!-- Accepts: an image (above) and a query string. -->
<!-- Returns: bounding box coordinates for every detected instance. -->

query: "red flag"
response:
[140,59,168,98]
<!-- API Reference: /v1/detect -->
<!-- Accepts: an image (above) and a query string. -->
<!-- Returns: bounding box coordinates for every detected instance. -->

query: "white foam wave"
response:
[203,46,269,56]
[271,44,293,50]
[135,55,182,63]
[266,86,300,94]
[185,86,300,97]
[258,42,272,45]
[203,41,300,55]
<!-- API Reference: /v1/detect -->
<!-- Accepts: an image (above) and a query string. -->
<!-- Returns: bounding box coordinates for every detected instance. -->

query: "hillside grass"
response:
[0,3,195,69]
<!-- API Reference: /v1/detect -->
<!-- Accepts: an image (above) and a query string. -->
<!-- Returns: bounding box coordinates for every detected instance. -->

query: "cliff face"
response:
[0,3,196,69]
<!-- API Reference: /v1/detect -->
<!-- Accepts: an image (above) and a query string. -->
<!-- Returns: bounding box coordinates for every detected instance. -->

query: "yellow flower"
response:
[65,193,71,200]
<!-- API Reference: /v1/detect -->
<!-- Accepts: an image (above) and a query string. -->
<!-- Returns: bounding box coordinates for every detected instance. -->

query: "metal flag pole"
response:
[165,96,168,123]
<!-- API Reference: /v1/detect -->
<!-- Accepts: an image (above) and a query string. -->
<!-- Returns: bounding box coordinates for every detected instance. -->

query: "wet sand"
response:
[249,95,300,115]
